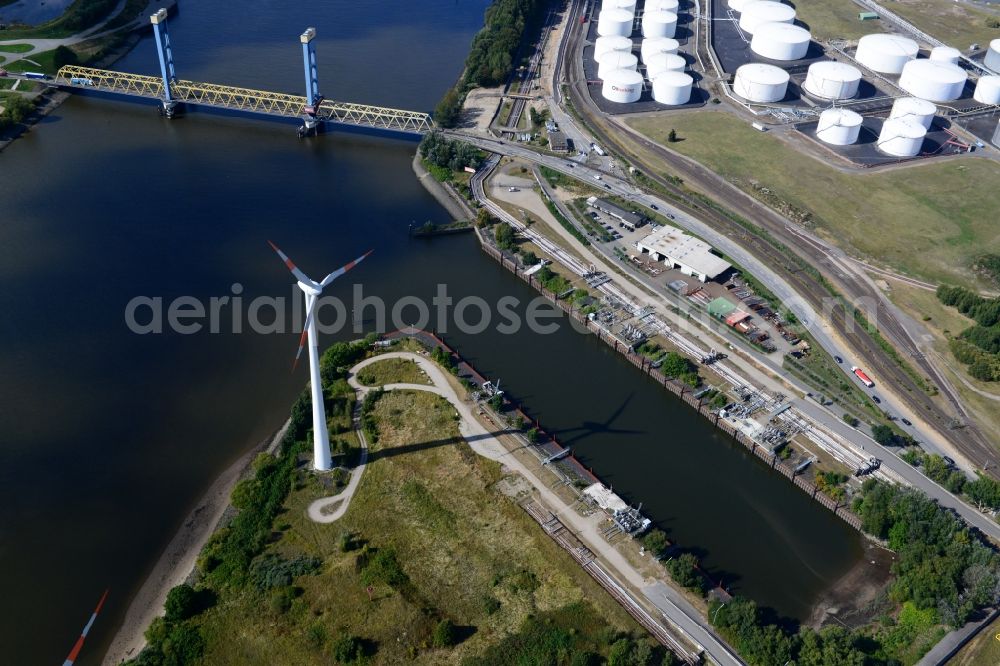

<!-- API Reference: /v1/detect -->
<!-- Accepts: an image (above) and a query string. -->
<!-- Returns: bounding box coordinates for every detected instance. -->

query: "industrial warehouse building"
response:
[636,225,732,282]
[586,196,647,230]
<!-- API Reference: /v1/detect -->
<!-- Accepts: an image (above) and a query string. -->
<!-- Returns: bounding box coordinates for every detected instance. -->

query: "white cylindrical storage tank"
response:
[595,35,634,59]
[641,37,680,62]
[889,96,936,130]
[733,63,790,102]
[646,0,679,12]
[929,46,961,65]
[803,61,862,99]
[604,0,637,12]
[642,11,678,39]
[602,68,644,103]
[878,119,925,157]
[898,59,967,102]
[597,50,639,78]
[739,1,796,34]
[986,39,1000,73]
[645,52,686,78]
[973,75,1000,105]
[855,34,918,74]
[816,108,863,145]
[651,71,693,105]
[598,8,635,37]
[751,23,811,61]
[729,0,775,13]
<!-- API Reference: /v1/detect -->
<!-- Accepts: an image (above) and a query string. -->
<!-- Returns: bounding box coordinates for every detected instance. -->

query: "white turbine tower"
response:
[269,241,372,471]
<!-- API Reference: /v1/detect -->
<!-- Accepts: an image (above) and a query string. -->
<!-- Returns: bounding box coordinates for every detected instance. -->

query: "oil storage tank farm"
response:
[652,71,693,105]
[641,37,680,62]
[751,23,811,61]
[597,50,639,78]
[642,10,678,39]
[739,1,796,34]
[816,108,863,145]
[974,75,1000,105]
[598,8,635,37]
[602,68,644,103]
[985,38,1000,72]
[645,52,687,78]
[878,118,926,157]
[899,59,967,102]
[855,34,918,74]
[733,63,790,102]
[889,96,936,129]
[595,35,634,59]
[803,61,862,99]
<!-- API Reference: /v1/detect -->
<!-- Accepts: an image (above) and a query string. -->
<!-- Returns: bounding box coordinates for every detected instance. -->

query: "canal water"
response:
[0,1,862,663]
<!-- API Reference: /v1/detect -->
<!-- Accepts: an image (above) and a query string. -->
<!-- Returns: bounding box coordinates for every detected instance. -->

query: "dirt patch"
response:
[807,539,896,630]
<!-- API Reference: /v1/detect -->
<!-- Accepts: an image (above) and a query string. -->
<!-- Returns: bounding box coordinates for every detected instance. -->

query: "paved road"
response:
[350,351,742,665]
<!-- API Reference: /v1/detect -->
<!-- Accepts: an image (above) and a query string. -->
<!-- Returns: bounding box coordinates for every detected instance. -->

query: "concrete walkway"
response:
[317,351,742,666]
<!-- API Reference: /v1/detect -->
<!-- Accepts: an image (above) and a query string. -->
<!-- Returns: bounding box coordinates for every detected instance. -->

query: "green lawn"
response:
[626,111,1000,288]
[792,0,887,40]
[355,358,432,386]
[871,0,1000,50]
[0,43,33,54]
[194,389,650,664]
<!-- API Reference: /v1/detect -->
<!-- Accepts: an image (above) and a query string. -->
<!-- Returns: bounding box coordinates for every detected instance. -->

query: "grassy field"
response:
[626,111,1000,289]
[950,615,1000,665]
[0,43,33,54]
[873,0,1000,50]
[355,358,431,387]
[194,389,651,664]
[884,282,1000,448]
[792,0,888,40]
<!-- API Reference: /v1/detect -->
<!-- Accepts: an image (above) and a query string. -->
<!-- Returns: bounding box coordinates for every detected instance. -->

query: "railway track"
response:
[557,2,996,472]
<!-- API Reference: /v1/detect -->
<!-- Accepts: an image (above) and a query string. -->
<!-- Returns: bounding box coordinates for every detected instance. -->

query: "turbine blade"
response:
[293,297,318,373]
[63,589,109,666]
[319,249,373,288]
[267,240,319,288]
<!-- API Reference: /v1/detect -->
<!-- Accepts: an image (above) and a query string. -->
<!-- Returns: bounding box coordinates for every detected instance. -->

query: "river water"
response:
[0,1,862,663]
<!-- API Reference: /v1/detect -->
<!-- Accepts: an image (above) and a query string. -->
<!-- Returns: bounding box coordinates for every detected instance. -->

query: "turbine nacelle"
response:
[297,280,323,297]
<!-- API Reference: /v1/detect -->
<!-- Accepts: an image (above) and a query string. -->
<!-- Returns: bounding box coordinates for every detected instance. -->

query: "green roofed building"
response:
[707,297,737,319]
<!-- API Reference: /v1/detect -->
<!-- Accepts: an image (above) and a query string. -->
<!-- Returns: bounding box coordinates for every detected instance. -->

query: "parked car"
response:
[872,395,881,404]
[901,418,912,426]
[650,204,658,210]
[943,456,956,467]
[834,355,843,364]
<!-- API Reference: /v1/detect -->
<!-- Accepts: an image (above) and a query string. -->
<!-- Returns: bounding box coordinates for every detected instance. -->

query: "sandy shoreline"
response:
[102,419,290,665]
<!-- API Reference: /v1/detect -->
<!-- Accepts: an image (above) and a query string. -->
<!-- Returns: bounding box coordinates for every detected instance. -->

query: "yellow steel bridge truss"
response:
[54,65,434,134]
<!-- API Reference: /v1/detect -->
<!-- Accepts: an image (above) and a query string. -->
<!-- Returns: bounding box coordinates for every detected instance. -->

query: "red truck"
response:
[852,366,875,388]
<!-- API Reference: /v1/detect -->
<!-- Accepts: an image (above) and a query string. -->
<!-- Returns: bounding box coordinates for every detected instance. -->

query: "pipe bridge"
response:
[54,65,434,134]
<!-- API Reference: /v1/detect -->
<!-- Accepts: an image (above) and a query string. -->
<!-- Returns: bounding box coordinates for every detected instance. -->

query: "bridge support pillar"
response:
[300,27,320,107]
[298,27,321,137]
[150,9,177,117]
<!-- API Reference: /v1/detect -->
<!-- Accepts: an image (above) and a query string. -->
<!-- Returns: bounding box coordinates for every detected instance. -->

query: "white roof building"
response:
[636,226,731,282]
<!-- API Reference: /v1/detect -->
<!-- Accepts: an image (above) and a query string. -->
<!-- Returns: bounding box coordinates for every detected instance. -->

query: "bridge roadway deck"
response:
[52,65,433,134]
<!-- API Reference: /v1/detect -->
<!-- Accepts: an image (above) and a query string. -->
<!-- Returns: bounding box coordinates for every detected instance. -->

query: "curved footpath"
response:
[329,351,744,666]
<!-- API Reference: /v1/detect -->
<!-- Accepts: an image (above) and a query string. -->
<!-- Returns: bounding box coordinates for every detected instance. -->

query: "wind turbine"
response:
[269,241,372,471]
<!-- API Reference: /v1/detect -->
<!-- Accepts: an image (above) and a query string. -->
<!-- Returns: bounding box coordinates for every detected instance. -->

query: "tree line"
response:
[433,0,549,127]
[937,285,1000,380]
[703,478,1000,665]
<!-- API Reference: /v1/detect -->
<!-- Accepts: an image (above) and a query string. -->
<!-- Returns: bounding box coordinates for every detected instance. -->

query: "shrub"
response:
[359,547,409,589]
[432,618,458,648]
